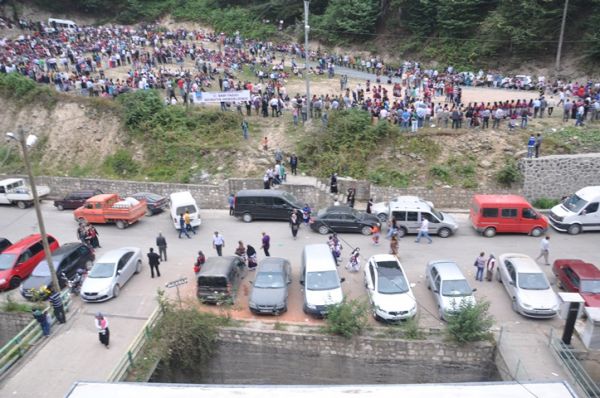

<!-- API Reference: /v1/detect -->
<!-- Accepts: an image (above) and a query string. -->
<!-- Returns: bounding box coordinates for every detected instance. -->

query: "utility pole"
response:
[304,0,311,120]
[555,0,569,73]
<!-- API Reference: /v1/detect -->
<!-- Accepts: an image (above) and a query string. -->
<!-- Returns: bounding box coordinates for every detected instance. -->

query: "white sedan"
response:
[81,247,143,302]
[497,253,559,318]
[364,254,416,321]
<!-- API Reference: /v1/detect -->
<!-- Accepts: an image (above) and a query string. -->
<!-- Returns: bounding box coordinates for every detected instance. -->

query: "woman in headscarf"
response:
[246,244,257,271]
[486,254,496,282]
[95,313,110,348]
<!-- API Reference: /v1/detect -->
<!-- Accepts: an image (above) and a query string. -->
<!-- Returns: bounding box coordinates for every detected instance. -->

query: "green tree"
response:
[324,299,370,338]
[316,0,379,41]
[445,300,494,344]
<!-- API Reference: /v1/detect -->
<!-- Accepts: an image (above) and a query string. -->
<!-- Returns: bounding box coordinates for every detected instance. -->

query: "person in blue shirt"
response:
[527,134,536,158]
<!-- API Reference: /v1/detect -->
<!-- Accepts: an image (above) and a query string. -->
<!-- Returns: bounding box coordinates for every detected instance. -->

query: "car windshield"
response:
[581,280,600,294]
[441,280,473,297]
[32,261,55,277]
[306,271,340,291]
[176,204,197,215]
[518,273,549,290]
[254,271,285,289]
[432,209,444,221]
[0,254,16,270]
[281,192,301,207]
[88,263,115,278]
[317,208,328,217]
[562,194,588,213]
[141,193,161,202]
[378,272,409,294]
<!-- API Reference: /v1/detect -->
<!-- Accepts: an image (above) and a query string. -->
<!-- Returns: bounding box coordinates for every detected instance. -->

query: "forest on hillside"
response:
[10,0,600,70]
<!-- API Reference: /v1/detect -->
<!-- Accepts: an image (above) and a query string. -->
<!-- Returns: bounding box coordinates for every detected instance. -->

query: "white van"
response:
[47,18,77,31]
[169,191,201,230]
[549,186,600,235]
[300,244,344,317]
[388,196,459,238]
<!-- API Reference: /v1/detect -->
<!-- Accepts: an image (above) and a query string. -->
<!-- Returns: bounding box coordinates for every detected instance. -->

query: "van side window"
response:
[522,208,536,219]
[406,211,418,222]
[482,208,498,218]
[0,186,5,193]
[393,211,406,221]
[501,208,517,218]
[48,236,56,244]
[584,203,599,214]
[29,242,44,256]
[422,212,438,223]
[18,250,32,263]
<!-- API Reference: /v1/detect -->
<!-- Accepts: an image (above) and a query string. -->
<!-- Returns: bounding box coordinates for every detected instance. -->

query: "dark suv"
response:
[54,189,103,210]
[0,238,11,253]
[20,242,94,299]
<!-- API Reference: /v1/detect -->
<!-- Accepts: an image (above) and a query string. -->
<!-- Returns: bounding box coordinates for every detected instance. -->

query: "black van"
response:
[233,189,303,222]
[196,256,245,304]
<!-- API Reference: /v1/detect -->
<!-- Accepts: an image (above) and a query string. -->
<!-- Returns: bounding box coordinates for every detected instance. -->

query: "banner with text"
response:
[193,90,250,103]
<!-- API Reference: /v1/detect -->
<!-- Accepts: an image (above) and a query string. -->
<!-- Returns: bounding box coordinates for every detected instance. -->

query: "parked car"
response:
[549,186,600,235]
[0,178,50,209]
[74,194,147,229]
[0,234,59,290]
[131,192,168,216]
[196,256,244,304]
[0,238,12,253]
[80,247,142,302]
[553,259,600,308]
[425,260,476,320]
[54,189,103,211]
[232,189,303,223]
[364,254,416,322]
[497,253,559,318]
[300,244,344,317]
[310,206,379,235]
[249,257,291,315]
[20,242,94,299]
[170,191,201,231]
[470,194,548,237]
[371,196,429,223]
[388,197,458,238]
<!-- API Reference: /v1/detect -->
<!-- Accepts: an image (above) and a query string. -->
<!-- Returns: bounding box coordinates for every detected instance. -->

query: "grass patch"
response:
[532,197,560,209]
[0,294,34,313]
[0,73,57,109]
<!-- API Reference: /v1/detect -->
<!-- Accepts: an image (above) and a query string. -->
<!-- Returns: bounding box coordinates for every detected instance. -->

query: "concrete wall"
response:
[520,154,600,201]
[0,312,32,346]
[151,327,499,384]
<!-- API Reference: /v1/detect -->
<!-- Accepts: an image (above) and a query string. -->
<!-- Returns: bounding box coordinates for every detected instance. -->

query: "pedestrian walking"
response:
[330,173,338,194]
[156,232,167,261]
[147,247,161,278]
[390,234,399,257]
[247,244,258,270]
[347,188,356,208]
[87,224,100,248]
[234,241,247,264]
[32,307,50,337]
[346,248,360,272]
[366,198,373,214]
[485,253,496,282]
[228,193,235,216]
[371,223,380,245]
[474,252,486,282]
[328,234,342,264]
[290,209,301,239]
[290,154,298,175]
[212,231,225,256]
[95,313,110,349]
[302,204,312,225]
[535,236,551,265]
[261,232,271,256]
[184,210,196,235]
[178,214,191,239]
[415,218,432,244]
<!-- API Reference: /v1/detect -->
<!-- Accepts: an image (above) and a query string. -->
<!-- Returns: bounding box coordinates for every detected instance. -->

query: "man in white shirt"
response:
[535,236,550,265]
[212,231,225,256]
[415,218,432,244]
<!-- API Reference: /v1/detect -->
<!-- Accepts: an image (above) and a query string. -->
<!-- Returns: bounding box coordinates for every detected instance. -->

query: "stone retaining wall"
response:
[0,312,32,346]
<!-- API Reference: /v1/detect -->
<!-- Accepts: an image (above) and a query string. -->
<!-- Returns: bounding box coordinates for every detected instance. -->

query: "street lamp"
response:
[6,126,65,323]
[304,0,311,120]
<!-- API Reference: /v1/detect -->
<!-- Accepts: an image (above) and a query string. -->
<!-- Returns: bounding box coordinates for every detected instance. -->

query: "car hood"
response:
[550,204,570,218]
[305,287,343,307]
[81,276,113,293]
[441,213,459,228]
[372,202,388,215]
[21,275,51,291]
[250,286,287,306]
[517,288,559,309]
[581,293,600,308]
[441,294,476,312]
[373,291,416,313]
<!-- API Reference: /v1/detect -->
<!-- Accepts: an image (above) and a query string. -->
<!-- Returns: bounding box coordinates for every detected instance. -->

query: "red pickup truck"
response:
[73,194,147,229]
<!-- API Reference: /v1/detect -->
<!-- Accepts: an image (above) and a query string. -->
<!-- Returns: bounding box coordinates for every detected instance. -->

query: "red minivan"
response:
[0,234,60,290]
[470,194,548,237]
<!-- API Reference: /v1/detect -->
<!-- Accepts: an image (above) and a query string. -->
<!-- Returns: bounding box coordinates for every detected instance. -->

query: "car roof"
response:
[2,234,43,253]
[322,206,354,213]
[576,186,600,201]
[199,256,239,276]
[48,242,84,261]
[235,189,291,198]
[303,244,337,272]
[70,189,101,195]
[428,260,466,280]
[389,196,433,211]
[256,257,289,273]
[502,253,541,273]
[556,259,600,279]
[472,194,531,207]
[0,178,23,185]
[96,247,139,263]
[169,191,195,201]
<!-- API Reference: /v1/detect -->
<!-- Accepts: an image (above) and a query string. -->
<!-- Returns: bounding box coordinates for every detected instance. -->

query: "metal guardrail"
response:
[549,330,600,398]
[0,290,71,378]
[106,305,163,382]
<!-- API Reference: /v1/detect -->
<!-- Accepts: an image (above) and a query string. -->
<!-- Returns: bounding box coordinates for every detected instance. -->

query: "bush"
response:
[0,294,34,313]
[0,72,57,108]
[429,165,451,182]
[533,198,560,209]
[324,299,369,338]
[117,90,164,130]
[445,300,494,344]
[103,149,139,177]
[496,159,522,187]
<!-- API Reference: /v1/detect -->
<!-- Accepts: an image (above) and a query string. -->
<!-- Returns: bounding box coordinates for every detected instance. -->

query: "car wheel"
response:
[530,227,543,237]
[57,204,64,211]
[318,225,329,235]
[438,227,451,238]
[9,276,21,289]
[377,213,388,223]
[116,220,126,229]
[397,227,407,238]
[361,226,372,236]
[16,201,26,209]
[84,260,93,270]
[568,224,582,235]
[112,284,120,298]
[483,227,496,238]
[135,260,142,274]
[242,213,253,223]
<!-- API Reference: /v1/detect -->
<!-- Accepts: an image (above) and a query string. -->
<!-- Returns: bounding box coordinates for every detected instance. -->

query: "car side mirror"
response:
[367,283,373,290]
[117,270,121,275]
[340,278,346,283]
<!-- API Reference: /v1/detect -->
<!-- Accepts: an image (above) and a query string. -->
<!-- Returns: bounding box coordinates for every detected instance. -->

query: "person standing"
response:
[347,188,356,208]
[184,210,196,235]
[32,307,50,337]
[527,134,536,158]
[290,153,298,175]
[49,290,66,324]
[147,248,161,278]
[485,253,496,282]
[474,252,486,282]
[290,209,301,239]
[535,133,543,158]
[212,231,225,256]
[535,236,551,265]
[241,119,249,140]
[366,198,373,214]
[390,234,399,257]
[234,241,247,263]
[261,232,271,257]
[156,232,167,261]
[371,223,381,245]
[95,313,110,349]
[330,173,338,194]
[228,193,235,216]
[194,250,206,275]
[415,218,432,244]
[247,244,258,270]
[87,225,100,248]
[178,214,191,239]
[302,204,312,225]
